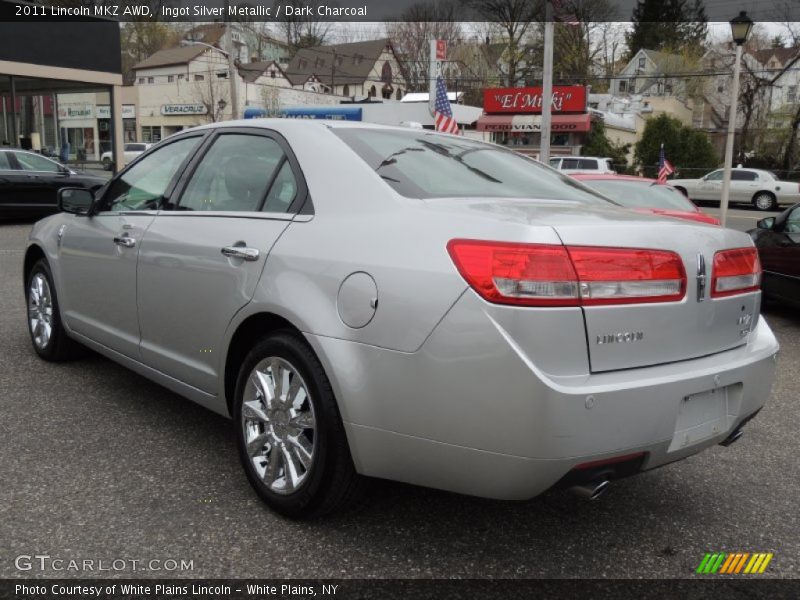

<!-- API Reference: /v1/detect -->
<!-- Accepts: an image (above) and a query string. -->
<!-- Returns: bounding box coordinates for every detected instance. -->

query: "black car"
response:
[0,148,107,218]
[749,202,800,308]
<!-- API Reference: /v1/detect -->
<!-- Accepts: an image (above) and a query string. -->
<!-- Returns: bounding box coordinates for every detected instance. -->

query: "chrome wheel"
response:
[28,273,53,350]
[754,193,775,211]
[241,357,316,495]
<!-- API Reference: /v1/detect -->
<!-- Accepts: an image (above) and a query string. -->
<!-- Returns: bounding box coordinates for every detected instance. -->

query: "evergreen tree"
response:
[581,120,631,172]
[634,114,717,177]
[625,0,708,60]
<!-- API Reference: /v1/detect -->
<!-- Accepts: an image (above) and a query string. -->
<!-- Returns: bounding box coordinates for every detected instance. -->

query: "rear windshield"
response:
[333,128,614,205]
[581,179,697,211]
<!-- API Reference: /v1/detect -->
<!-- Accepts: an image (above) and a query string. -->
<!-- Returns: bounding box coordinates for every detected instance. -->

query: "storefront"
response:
[138,104,208,143]
[477,85,591,157]
[97,104,136,150]
[0,8,124,168]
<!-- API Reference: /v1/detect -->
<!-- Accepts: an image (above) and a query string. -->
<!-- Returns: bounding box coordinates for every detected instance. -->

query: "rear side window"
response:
[178,133,292,212]
[561,158,580,170]
[14,152,60,172]
[579,158,598,170]
[732,171,757,181]
[333,128,613,204]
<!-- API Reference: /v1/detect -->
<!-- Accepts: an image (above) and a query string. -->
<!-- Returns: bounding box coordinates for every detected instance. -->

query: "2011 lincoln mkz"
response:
[23,121,779,517]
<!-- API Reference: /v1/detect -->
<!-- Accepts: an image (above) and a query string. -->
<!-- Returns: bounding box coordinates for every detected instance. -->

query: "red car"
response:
[572,174,720,226]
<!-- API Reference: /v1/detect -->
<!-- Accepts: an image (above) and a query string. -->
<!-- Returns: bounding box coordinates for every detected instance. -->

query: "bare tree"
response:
[272,0,334,50]
[467,0,541,86]
[385,0,463,92]
[193,66,231,123]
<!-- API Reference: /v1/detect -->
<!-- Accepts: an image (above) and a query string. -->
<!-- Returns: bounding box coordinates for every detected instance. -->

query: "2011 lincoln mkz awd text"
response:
[24,120,779,517]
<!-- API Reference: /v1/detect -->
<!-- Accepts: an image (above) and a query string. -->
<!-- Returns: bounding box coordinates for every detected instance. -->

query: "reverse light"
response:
[447,240,687,307]
[711,247,761,298]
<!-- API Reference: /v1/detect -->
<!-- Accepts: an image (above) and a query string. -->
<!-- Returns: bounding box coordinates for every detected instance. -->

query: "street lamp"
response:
[719,11,754,227]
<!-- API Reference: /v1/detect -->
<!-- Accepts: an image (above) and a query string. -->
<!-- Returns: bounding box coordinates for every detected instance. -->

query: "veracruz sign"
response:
[483,86,587,114]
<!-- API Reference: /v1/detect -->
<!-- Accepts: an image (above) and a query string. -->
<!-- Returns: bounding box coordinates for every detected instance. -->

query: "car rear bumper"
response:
[307,293,779,500]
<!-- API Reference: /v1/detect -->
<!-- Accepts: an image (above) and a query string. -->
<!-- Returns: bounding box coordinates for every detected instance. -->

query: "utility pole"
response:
[429,39,437,117]
[331,49,336,94]
[225,2,239,121]
[719,43,743,228]
[540,0,554,163]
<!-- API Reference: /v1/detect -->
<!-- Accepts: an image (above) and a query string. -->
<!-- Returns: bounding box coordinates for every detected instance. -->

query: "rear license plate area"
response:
[668,385,738,452]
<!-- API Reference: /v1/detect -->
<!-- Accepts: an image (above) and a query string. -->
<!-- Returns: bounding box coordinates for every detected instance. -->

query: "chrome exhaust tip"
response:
[719,429,744,447]
[570,479,610,500]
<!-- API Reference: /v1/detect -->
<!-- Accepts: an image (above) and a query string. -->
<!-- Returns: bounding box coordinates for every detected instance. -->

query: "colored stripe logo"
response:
[696,552,773,574]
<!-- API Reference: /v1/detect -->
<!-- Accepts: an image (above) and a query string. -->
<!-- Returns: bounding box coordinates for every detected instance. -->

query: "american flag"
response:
[657,144,674,184]
[434,75,459,135]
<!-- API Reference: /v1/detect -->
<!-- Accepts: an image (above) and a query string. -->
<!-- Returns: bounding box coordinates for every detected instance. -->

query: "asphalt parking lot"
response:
[1,217,798,580]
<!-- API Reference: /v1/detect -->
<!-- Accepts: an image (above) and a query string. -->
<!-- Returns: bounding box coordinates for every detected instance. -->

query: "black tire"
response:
[752,192,777,211]
[26,259,84,361]
[233,331,366,518]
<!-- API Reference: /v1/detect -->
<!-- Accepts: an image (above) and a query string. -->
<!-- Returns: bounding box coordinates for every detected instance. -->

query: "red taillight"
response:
[447,240,686,307]
[711,247,761,298]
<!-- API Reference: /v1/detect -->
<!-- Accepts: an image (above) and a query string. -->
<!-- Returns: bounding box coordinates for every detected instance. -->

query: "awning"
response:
[476,113,591,132]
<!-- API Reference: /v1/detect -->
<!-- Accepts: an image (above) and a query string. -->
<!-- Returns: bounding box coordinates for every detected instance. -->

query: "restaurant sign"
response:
[161,104,207,116]
[483,86,586,114]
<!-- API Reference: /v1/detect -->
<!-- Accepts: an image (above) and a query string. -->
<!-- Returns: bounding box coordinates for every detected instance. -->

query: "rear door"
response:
[0,151,30,214]
[136,127,307,393]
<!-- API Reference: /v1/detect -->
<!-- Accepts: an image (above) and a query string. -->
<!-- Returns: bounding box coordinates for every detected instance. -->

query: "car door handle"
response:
[113,236,136,248]
[221,246,260,261]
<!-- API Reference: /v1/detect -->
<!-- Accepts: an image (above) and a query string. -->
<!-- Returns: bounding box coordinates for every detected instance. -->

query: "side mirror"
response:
[58,187,93,215]
[757,217,776,230]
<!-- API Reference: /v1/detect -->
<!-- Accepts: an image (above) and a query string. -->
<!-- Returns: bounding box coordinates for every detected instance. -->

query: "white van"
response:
[549,156,615,174]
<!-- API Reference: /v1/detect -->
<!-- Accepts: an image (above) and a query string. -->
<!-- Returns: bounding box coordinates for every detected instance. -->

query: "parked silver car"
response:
[670,168,800,211]
[24,121,779,517]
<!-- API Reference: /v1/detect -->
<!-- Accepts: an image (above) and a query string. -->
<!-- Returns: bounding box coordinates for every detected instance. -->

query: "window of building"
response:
[315,58,325,68]
[369,85,376,97]
[353,54,363,65]
[299,59,307,69]
[381,61,392,83]
[788,86,797,103]
[619,80,627,93]
[167,75,174,83]
[638,57,646,69]
[270,70,276,78]
[342,84,350,96]
[194,74,204,81]
[138,77,145,84]
[147,77,154,84]
[217,71,227,79]
[141,126,162,144]
[396,88,402,100]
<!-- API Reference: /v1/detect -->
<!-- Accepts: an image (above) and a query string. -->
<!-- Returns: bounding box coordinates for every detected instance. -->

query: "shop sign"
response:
[58,104,93,119]
[483,86,586,114]
[161,104,207,116]
[96,105,137,119]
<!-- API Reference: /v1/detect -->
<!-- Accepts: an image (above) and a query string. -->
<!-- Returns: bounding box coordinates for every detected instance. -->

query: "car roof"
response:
[572,173,658,183]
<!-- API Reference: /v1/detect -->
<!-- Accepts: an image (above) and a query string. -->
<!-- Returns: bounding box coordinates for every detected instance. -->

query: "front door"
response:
[136,129,306,393]
[696,169,723,201]
[759,205,800,302]
[58,135,202,358]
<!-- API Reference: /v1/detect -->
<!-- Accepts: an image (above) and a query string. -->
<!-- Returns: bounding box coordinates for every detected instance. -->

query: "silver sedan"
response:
[24,121,779,517]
